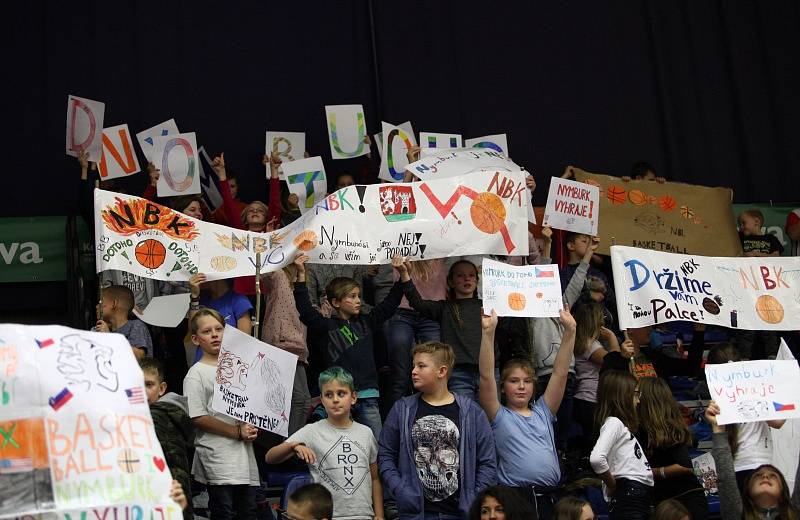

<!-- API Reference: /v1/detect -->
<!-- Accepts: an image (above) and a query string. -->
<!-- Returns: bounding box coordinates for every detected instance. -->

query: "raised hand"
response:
[559,306,576,331]
[212,153,226,180]
[147,162,160,187]
[525,175,536,193]
[189,273,207,298]
[481,309,498,332]
[541,226,553,241]
[406,145,421,163]
[293,253,309,272]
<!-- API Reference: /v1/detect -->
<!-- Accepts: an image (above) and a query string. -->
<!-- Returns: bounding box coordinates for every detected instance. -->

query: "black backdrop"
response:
[6,0,800,218]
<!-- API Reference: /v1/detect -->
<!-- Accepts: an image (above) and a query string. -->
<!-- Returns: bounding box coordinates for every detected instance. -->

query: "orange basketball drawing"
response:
[606,185,626,205]
[658,195,677,212]
[755,295,784,324]
[135,239,166,269]
[292,230,318,251]
[469,192,506,234]
[507,292,527,311]
[628,189,648,206]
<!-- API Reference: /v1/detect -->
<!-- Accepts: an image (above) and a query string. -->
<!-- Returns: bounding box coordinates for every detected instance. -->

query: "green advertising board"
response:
[0,216,94,282]
[732,203,799,257]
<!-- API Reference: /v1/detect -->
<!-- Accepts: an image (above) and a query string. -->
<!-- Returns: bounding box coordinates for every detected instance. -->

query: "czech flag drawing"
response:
[36,338,54,348]
[49,388,73,411]
[773,402,796,412]
[535,267,554,278]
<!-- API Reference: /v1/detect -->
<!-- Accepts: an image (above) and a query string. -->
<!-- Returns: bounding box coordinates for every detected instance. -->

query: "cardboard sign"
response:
[265,131,305,165]
[66,95,105,162]
[420,132,463,149]
[482,258,563,317]
[573,168,741,257]
[281,156,327,214]
[198,146,223,212]
[325,105,369,160]
[543,177,600,235]
[0,324,176,517]
[98,124,141,180]
[94,170,531,281]
[153,132,201,197]
[379,121,418,182]
[465,133,509,156]
[705,360,800,425]
[136,119,179,163]
[211,326,298,437]
[610,245,800,330]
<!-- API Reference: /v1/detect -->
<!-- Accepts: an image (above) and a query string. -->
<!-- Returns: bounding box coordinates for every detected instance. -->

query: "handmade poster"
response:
[482,258,563,317]
[211,326,297,437]
[543,177,600,235]
[98,124,140,180]
[265,131,305,165]
[610,245,800,330]
[465,134,509,156]
[406,148,521,182]
[94,170,530,281]
[420,132,463,149]
[280,156,327,214]
[574,168,741,257]
[65,95,105,162]
[198,146,223,212]
[132,293,190,328]
[135,119,179,163]
[772,339,799,490]
[379,121,418,182]
[732,203,799,257]
[0,324,176,518]
[152,132,201,197]
[704,360,800,425]
[325,105,369,160]
[691,452,718,494]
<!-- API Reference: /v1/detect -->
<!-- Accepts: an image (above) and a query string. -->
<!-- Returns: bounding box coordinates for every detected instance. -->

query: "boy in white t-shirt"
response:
[266,367,384,520]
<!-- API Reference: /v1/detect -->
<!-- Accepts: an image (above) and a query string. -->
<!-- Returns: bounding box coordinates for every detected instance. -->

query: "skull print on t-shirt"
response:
[412,397,461,514]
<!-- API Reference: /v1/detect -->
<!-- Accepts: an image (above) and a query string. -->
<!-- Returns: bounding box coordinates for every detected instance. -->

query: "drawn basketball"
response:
[116,448,141,473]
[628,189,648,206]
[292,230,318,251]
[469,192,506,234]
[606,185,626,205]
[210,255,237,272]
[535,292,543,299]
[755,295,784,324]
[507,292,526,311]
[658,195,677,212]
[135,239,166,269]
[680,205,694,219]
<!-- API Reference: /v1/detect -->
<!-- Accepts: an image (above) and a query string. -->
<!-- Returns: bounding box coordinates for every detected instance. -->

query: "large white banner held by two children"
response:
[94,171,530,281]
[610,245,800,330]
[0,324,177,518]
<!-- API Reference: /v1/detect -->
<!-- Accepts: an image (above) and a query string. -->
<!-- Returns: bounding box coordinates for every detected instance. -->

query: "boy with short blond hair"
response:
[378,341,496,518]
[738,208,783,257]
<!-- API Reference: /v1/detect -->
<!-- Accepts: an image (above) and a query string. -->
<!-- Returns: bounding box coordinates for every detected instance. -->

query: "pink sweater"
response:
[394,258,448,310]
[260,271,308,363]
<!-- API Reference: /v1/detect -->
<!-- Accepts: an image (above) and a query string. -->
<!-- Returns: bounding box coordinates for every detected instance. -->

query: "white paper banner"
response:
[132,293,190,328]
[211,325,298,437]
[265,131,305,164]
[705,360,800,425]
[66,95,105,162]
[153,132,201,197]
[98,124,141,180]
[0,324,175,518]
[610,245,800,330]
[406,148,520,182]
[465,133,509,156]
[379,121,417,182]
[93,170,530,281]
[325,105,369,160]
[772,340,799,491]
[543,177,600,235]
[420,132,463,149]
[482,258,563,317]
[136,119,179,163]
[280,156,327,214]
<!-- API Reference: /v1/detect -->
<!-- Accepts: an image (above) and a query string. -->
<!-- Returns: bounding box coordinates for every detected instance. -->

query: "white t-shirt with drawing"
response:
[286,419,378,520]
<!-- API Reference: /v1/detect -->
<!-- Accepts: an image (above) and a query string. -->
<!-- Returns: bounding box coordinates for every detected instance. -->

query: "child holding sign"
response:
[266,367,383,520]
[183,309,260,519]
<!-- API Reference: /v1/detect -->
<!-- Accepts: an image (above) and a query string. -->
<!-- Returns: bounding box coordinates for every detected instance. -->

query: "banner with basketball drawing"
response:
[611,245,800,330]
[94,170,530,281]
[573,168,741,257]
[481,258,564,317]
[211,326,298,437]
[0,324,177,518]
[705,360,800,425]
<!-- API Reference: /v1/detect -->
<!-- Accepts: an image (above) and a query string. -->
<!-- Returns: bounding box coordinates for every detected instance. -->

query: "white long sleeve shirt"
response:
[590,416,654,500]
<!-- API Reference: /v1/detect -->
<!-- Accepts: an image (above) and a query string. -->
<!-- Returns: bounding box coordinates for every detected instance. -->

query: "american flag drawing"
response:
[125,387,145,404]
[49,387,73,411]
[0,458,33,473]
[535,267,554,278]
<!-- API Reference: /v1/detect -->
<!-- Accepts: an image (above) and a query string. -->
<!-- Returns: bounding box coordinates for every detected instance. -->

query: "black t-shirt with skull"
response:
[412,396,461,515]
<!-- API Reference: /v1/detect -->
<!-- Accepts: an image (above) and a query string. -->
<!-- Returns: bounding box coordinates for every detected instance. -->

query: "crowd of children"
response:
[76,150,800,520]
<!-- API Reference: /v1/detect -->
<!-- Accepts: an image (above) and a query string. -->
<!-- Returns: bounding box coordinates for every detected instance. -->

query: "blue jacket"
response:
[378,393,497,519]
